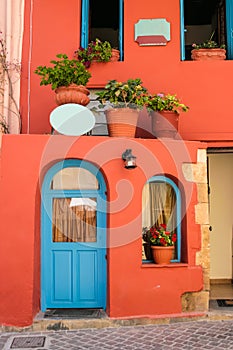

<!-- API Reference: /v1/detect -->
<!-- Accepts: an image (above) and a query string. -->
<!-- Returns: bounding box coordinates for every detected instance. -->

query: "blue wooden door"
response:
[41,160,107,311]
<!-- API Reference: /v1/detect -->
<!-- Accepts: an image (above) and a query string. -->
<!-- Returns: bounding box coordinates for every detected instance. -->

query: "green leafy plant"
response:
[74,38,114,68]
[95,78,149,109]
[146,93,189,114]
[34,54,91,90]
[192,40,226,50]
[192,31,226,50]
[143,224,177,247]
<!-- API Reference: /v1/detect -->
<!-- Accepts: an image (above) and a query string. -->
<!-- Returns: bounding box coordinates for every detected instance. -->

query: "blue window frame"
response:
[81,0,124,60]
[142,176,181,263]
[180,0,233,60]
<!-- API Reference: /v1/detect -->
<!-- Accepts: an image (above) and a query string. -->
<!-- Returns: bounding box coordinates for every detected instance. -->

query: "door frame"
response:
[207,149,233,284]
[41,159,107,311]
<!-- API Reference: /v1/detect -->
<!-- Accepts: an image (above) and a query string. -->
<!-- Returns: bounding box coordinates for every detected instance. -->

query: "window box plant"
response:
[74,38,120,68]
[95,78,148,137]
[146,93,189,138]
[34,53,92,106]
[144,224,177,264]
[191,40,226,61]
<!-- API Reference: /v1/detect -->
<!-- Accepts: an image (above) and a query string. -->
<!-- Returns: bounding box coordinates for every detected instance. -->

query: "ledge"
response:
[141,263,188,268]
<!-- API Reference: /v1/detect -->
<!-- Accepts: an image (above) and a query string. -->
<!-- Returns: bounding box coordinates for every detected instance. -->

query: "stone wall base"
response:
[181,291,209,312]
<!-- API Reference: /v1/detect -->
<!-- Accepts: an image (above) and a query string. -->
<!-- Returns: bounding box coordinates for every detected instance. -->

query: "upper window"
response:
[142,176,181,263]
[181,0,233,60]
[81,0,124,60]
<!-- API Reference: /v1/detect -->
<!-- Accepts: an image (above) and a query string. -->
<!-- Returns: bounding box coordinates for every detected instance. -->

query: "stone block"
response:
[197,183,208,203]
[182,163,207,183]
[195,203,209,224]
[197,149,207,163]
[196,248,210,269]
[181,291,209,312]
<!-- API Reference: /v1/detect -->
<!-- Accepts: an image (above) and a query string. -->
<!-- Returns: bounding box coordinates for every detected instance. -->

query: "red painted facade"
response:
[0,0,233,327]
[20,0,233,141]
[0,136,204,326]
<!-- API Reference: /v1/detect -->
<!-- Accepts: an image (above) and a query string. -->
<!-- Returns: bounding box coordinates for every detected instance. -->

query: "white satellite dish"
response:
[50,103,95,136]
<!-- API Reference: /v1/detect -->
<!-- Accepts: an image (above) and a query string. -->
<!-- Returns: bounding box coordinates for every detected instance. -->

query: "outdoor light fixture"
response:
[122,149,137,169]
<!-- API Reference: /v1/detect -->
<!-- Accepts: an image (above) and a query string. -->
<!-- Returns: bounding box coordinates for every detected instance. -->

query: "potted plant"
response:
[144,224,177,264]
[146,93,189,138]
[34,53,92,106]
[95,78,148,137]
[191,40,226,61]
[74,38,120,68]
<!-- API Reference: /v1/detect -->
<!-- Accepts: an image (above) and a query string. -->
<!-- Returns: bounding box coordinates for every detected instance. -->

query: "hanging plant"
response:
[74,38,119,68]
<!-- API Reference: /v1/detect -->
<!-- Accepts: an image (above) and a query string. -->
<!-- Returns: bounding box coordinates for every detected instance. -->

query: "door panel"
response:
[78,250,96,300]
[46,244,105,308]
[53,250,73,302]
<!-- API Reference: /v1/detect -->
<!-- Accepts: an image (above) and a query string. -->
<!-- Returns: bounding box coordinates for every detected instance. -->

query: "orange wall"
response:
[0,135,204,326]
[20,0,233,140]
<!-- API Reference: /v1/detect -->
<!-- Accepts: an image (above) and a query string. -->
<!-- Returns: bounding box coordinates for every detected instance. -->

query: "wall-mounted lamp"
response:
[122,149,137,169]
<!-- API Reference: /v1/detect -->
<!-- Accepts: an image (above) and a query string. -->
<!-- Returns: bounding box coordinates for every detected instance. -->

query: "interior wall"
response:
[209,153,233,279]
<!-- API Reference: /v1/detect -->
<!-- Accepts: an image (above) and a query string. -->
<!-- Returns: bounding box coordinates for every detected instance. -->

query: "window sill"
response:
[141,262,188,268]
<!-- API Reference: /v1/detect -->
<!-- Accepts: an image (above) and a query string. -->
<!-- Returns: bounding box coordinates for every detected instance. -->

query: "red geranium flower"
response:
[143,224,176,247]
[172,234,177,242]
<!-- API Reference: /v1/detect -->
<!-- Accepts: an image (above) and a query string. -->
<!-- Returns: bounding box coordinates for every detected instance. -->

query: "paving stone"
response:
[2,320,233,349]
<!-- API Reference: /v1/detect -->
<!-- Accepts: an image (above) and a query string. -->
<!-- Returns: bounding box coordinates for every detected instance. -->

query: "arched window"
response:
[142,176,181,263]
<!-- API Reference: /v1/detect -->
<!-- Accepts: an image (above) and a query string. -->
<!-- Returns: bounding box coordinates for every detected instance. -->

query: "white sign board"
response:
[50,103,95,136]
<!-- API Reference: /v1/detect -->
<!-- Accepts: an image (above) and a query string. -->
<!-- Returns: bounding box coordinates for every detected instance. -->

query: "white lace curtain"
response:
[142,182,177,232]
[52,198,97,242]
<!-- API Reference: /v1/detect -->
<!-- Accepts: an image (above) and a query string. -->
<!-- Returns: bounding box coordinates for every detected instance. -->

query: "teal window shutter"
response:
[226,0,233,59]
[180,0,185,61]
[81,0,89,48]
[119,0,124,60]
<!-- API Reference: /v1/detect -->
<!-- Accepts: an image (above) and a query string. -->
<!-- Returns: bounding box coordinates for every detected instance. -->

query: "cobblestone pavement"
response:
[1,319,233,350]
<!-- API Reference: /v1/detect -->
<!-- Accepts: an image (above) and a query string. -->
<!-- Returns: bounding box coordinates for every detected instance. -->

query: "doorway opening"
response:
[207,148,233,306]
[41,160,107,312]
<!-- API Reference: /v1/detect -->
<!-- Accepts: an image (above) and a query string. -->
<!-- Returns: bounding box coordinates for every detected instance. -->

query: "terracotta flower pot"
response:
[110,49,120,62]
[92,49,120,64]
[151,246,174,265]
[105,108,139,137]
[55,84,90,106]
[191,48,226,61]
[151,111,179,139]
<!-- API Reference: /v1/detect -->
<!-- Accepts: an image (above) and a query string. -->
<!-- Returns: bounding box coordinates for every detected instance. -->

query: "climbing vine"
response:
[0,30,21,133]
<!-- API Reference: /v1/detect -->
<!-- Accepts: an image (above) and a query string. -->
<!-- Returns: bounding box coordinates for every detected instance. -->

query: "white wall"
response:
[209,153,233,279]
